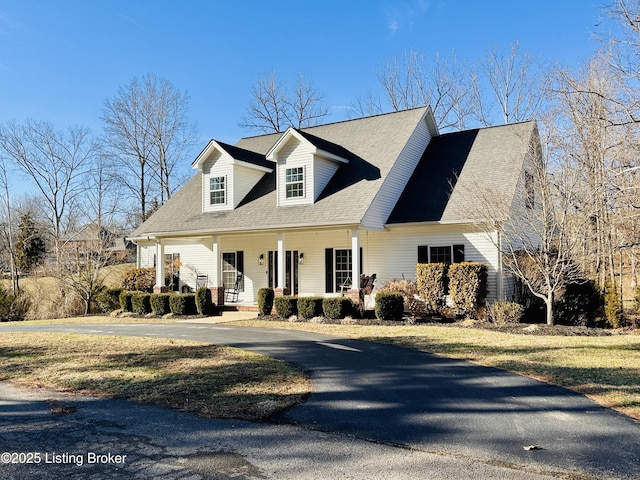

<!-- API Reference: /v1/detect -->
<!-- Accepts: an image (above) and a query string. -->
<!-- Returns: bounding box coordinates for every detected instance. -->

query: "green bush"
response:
[131,293,152,315]
[169,293,196,315]
[380,278,427,318]
[555,280,602,327]
[448,262,488,318]
[297,296,324,319]
[92,288,122,314]
[416,263,447,312]
[150,294,171,315]
[195,286,215,316]
[258,288,274,316]
[274,296,298,318]
[322,297,353,320]
[489,301,524,325]
[0,285,30,322]
[122,268,156,293]
[375,291,404,321]
[119,291,135,312]
[604,279,622,328]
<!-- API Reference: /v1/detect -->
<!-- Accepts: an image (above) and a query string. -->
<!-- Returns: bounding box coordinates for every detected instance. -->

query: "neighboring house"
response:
[62,224,136,265]
[130,106,541,306]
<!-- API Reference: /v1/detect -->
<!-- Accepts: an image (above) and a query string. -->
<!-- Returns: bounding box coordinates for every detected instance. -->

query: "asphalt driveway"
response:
[1,322,639,479]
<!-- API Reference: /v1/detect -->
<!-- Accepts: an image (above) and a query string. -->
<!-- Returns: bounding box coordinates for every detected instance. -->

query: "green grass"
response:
[234,319,640,420]
[0,332,311,420]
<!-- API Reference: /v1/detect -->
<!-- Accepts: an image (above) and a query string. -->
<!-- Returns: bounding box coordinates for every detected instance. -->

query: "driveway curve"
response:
[2,322,640,479]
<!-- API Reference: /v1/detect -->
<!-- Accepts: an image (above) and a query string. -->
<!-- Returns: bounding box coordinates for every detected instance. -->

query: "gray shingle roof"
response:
[387,120,536,224]
[132,107,429,237]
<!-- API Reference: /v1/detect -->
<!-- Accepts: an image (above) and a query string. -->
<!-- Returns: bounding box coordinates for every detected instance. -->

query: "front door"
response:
[268,250,299,295]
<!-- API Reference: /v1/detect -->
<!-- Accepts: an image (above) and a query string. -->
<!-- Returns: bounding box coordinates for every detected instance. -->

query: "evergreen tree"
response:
[15,212,46,274]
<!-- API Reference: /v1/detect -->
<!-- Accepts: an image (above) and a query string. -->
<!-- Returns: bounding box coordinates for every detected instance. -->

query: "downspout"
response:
[497,230,504,300]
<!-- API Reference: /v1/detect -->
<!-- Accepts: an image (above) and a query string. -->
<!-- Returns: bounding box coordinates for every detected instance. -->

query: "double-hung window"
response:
[285,167,304,198]
[418,244,465,265]
[335,249,352,290]
[210,176,226,205]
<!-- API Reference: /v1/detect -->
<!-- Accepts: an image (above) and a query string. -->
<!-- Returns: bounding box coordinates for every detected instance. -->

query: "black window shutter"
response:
[418,245,429,264]
[453,244,465,263]
[237,251,244,290]
[325,248,334,293]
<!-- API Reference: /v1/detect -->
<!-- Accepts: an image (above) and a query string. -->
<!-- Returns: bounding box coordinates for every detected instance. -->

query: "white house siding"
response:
[363,225,501,303]
[233,165,264,208]
[313,156,340,201]
[137,240,156,269]
[361,115,433,229]
[202,153,233,213]
[277,136,314,206]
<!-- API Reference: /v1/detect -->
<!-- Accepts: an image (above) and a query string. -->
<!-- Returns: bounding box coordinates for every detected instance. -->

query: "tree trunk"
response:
[546,292,554,326]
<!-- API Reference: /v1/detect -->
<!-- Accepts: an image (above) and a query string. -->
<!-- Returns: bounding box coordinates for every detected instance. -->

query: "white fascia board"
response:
[234,159,273,173]
[266,128,309,160]
[192,140,230,170]
[316,149,349,164]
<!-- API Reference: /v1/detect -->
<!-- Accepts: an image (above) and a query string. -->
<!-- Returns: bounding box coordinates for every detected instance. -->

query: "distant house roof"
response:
[132,107,430,238]
[387,120,537,224]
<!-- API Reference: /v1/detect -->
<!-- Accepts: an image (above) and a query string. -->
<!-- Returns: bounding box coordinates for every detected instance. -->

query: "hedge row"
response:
[259,289,354,319]
[119,291,212,316]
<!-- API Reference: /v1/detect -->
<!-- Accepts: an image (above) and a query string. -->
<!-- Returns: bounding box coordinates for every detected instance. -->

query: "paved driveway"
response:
[2,322,640,479]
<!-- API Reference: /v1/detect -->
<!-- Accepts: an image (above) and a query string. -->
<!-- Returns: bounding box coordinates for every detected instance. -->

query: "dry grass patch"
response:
[234,319,640,420]
[0,332,311,420]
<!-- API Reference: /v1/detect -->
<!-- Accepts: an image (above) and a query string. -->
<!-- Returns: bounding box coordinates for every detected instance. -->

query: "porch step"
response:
[221,304,260,313]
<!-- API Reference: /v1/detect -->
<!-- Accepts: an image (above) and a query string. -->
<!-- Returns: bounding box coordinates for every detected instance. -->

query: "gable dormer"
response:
[192,140,273,212]
[266,128,349,206]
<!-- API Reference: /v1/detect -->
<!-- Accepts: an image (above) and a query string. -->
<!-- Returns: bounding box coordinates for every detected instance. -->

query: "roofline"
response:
[384,219,496,228]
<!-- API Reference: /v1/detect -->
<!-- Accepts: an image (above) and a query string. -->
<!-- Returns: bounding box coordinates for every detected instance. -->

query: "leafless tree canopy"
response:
[239,72,329,134]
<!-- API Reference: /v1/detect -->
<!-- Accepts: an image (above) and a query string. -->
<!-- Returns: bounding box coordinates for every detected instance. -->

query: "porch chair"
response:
[225,274,242,303]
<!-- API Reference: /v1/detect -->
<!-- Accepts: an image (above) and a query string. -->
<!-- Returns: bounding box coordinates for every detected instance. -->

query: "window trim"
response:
[418,244,465,264]
[285,166,304,199]
[209,175,226,206]
[334,248,352,291]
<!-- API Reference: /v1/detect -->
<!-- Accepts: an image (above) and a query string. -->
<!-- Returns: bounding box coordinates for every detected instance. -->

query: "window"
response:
[525,171,534,209]
[164,253,180,291]
[210,176,226,205]
[222,251,244,291]
[335,249,352,290]
[285,167,304,198]
[418,244,465,264]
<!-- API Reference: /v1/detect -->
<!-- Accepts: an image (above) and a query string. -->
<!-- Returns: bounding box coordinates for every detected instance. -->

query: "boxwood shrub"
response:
[195,286,215,316]
[297,296,324,320]
[150,293,171,315]
[131,293,152,315]
[257,288,274,316]
[169,293,197,315]
[416,263,447,312]
[375,292,404,321]
[322,297,353,320]
[92,287,123,314]
[274,296,298,318]
[119,291,135,313]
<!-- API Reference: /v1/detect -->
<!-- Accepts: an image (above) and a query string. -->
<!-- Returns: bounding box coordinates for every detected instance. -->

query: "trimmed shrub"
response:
[323,297,353,320]
[92,288,123,314]
[150,293,171,315]
[195,286,215,316]
[0,285,30,322]
[380,278,427,318]
[297,296,324,320]
[448,262,488,318]
[122,268,156,293]
[258,288,275,316]
[131,293,152,315]
[416,263,447,312]
[274,296,298,318]
[375,291,404,321]
[169,293,197,315]
[604,279,622,328]
[555,280,602,327]
[119,291,135,312]
[489,301,524,325]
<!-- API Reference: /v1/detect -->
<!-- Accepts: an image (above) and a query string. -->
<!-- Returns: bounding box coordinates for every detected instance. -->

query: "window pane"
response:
[335,249,352,290]
[210,176,225,205]
[429,246,451,264]
[285,167,304,198]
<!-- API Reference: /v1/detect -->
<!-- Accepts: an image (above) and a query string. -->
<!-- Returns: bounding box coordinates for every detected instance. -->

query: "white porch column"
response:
[154,240,165,292]
[277,233,285,292]
[351,229,360,289]
[211,236,220,287]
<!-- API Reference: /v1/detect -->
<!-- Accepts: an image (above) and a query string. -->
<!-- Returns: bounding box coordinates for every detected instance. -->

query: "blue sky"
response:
[0,1,612,165]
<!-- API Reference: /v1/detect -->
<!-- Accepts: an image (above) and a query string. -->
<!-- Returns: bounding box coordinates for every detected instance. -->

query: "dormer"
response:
[192,140,273,212]
[266,128,349,206]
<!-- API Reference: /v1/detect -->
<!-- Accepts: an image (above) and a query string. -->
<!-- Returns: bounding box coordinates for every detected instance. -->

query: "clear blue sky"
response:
[0,1,612,167]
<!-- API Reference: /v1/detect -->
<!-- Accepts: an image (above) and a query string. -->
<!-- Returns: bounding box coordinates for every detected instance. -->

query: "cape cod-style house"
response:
[130,106,540,307]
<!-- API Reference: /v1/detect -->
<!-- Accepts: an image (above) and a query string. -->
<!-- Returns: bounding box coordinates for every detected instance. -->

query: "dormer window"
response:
[210,176,226,205]
[285,167,304,198]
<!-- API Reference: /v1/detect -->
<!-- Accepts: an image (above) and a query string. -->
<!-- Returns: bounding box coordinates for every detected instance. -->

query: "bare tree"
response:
[239,72,329,133]
[0,120,98,264]
[0,159,18,293]
[102,74,197,222]
[377,49,473,131]
[473,42,550,126]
